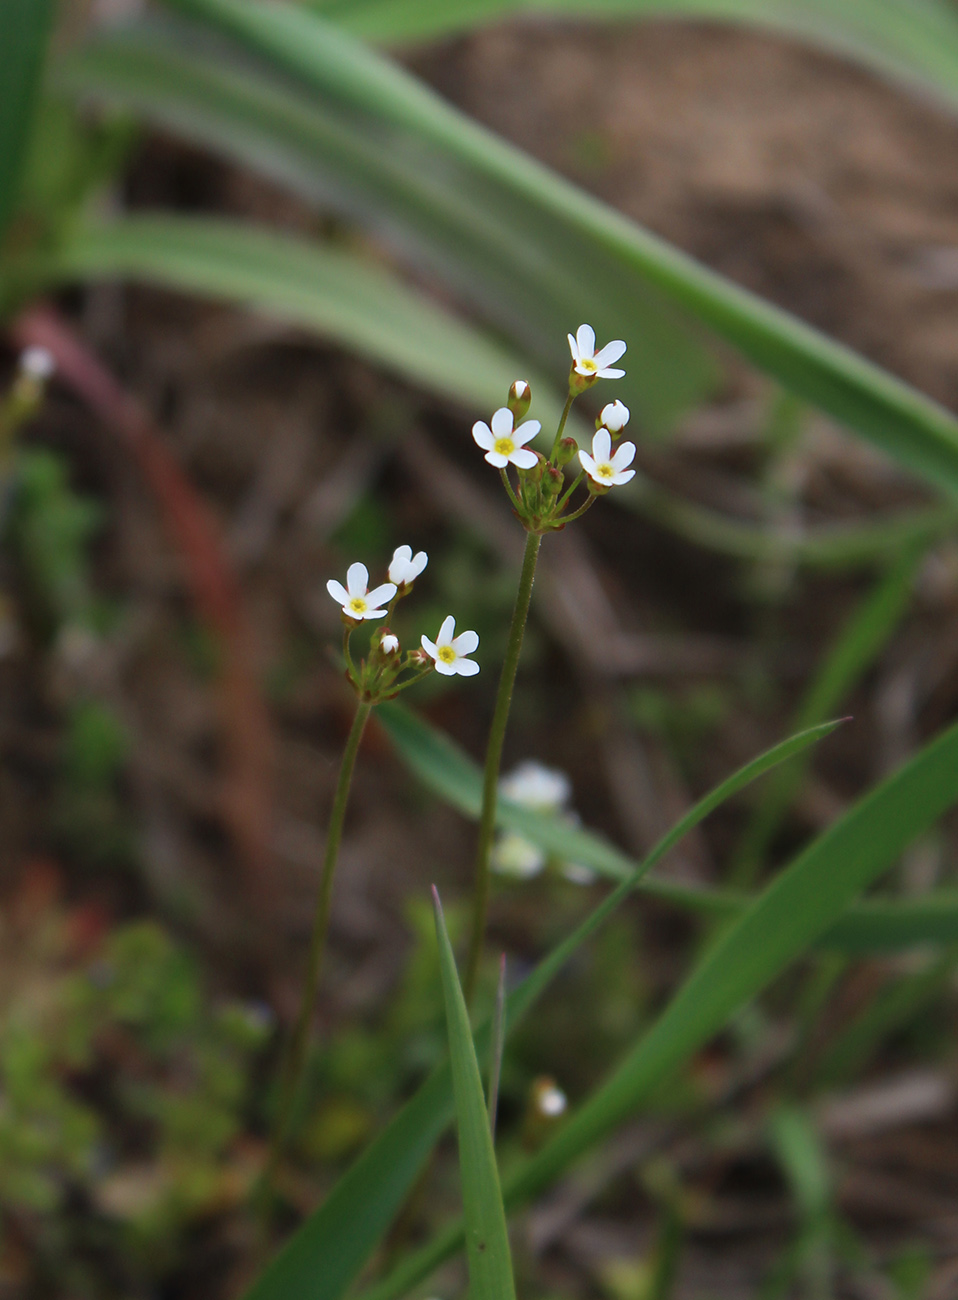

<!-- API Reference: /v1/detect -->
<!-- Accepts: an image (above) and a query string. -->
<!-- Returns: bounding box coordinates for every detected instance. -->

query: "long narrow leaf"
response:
[359,716,958,1300]
[33,215,567,428]
[0,0,57,242]
[432,888,516,1300]
[147,0,958,493]
[66,1,958,487]
[243,715,839,1300]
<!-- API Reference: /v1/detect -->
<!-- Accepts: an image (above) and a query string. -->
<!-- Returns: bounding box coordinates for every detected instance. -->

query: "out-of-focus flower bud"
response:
[507,379,532,420]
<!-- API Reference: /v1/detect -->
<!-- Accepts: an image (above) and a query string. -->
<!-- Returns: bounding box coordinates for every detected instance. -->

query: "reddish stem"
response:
[11,303,275,912]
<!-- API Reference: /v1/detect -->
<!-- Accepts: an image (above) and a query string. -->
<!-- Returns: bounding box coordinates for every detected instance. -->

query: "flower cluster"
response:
[493,760,595,884]
[471,323,636,533]
[327,546,479,702]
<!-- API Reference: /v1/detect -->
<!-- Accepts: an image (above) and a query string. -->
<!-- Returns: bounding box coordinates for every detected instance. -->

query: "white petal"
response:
[567,332,579,361]
[388,545,411,583]
[327,579,349,605]
[433,658,457,676]
[451,629,478,656]
[472,421,495,451]
[513,380,528,396]
[591,429,612,462]
[345,562,369,597]
[579,450,597,477]
[453,657,480,676]
[490,407,514,438]
[610,440,636,471]
[596,366,626,379]
[611,468,636,485]
[510,448,538,470]
[593,339,626,368]
[484,451,510,468]
[409,551,428,580]
[437,615,456,646]
[421,635,437,658]
[362,606,390,619]
[366,582,397,608]
[512,419,541,447]
[576,323,595,357]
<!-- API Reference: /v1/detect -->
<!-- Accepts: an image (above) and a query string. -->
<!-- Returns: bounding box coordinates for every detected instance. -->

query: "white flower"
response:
[579,428,636,487]
[388,544,428,587]
[535,1081,568,1117]
[472,407,541,470]
[20,347,54,380]
[327,562,396,620]
[567,324,626,380]
[561,862,598,886]
[381,633,400,654]
[493,832,546,879]
[599,400,630,433]
[500,761,571,812]
[421,615,479,677]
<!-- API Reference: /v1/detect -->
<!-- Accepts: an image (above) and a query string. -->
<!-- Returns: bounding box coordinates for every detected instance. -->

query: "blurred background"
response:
[4,2,958,1297]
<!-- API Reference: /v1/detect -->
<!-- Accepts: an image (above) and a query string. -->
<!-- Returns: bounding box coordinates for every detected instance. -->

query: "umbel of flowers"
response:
[471,323,635,535]
[326,546,479,703]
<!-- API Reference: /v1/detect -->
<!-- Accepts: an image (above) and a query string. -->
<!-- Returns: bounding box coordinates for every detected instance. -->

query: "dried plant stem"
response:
[265,697,372,1185]
[464,529,541,1003]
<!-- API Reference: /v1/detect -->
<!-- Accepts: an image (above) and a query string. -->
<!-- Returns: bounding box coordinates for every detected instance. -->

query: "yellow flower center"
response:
[577,357,597,374]
[438,645,457,665]
[494,436,515,457]
[349,596,368,614]
[596,462,615,479]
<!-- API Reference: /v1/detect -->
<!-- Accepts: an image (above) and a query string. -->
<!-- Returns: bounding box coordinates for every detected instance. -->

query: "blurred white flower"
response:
[567,324,626,380]
[19,347,55,381]
[472,407,541,470]
[327,562,396,620]
[500,760,571,812]
[388,544,427,587]
[599,399,630,433]
[580,428,636,487]
[493,832,546,879]
[421,616,479,677]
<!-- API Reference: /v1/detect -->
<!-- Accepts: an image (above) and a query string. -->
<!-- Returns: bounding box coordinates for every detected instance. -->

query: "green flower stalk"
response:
[265,547,479,1188]
[463,323,634,1003]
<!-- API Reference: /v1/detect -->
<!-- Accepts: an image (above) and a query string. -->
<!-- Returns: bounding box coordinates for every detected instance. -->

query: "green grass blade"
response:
[243,714,839,1300]
[68,2,958,486]
[0,0,57,242]
[732,544,921,883]
[314,0,958,117]
[32,214,567,427]
[432,888,516,1300]
[359,717,958,1300]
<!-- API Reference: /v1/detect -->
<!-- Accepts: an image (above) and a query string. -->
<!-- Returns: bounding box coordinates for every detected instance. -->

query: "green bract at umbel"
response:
[327,548,480,703]
[472,323,634,534]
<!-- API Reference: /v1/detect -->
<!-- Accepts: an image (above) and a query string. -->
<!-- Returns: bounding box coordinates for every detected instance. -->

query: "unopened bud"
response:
[380,631,400,655]
[543,464,563,496]
[507,379,532,420]
[598,399,629,437]
[555,437,578,467]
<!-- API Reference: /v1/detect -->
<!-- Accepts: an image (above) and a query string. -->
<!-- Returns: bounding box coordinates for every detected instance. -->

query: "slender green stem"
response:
[464,528,542,1003]
[264,698,372,1185]
[556,469,585,512]
[559,494,598,525]
[388,666,433,696]
[343,624,357,682]
[549,392,576,460]
[499,467,523,514]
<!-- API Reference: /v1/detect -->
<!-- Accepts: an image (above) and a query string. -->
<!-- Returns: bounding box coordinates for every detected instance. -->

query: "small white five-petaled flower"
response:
[599,400,630,433]
[579,428,636,487]
[327,562,396,620]
[388,545,428,587]
[472,407,541,470]
[567,324,626,380]
[421,615,480,676]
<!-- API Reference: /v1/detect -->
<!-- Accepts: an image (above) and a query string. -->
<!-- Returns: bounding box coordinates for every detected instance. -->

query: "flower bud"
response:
[20,348,54,382]
[543,464,563,496]
[507,379,531,420]
[555,437,578,467]
[598,399,630,438]
[380,631,400,655]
